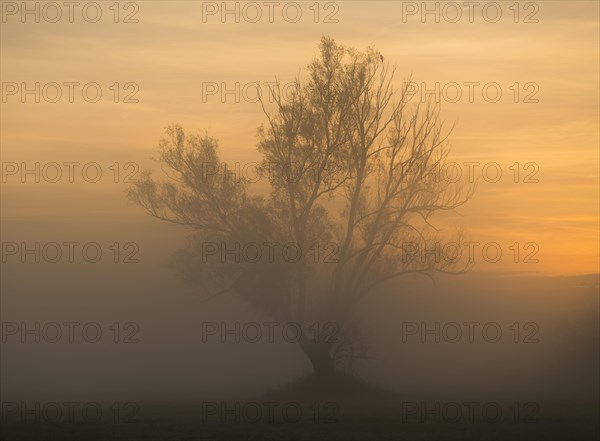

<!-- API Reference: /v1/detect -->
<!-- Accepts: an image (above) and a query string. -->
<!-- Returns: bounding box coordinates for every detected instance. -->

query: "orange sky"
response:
[1,0,598,275]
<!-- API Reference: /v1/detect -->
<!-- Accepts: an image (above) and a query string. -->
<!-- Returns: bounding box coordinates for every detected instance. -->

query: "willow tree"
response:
[129,37,473,378]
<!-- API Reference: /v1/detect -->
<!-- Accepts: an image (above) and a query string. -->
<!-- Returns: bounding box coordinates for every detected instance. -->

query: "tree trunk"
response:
[301,340,335,378]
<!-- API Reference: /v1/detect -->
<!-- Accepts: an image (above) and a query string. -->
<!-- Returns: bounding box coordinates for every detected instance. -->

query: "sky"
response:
[1,0,599,275]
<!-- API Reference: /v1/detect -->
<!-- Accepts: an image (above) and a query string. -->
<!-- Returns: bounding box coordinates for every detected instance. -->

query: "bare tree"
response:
[128,37,474,378]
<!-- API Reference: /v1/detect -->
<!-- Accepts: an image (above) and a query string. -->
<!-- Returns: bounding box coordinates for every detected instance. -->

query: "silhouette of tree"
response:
[129,37,474,378]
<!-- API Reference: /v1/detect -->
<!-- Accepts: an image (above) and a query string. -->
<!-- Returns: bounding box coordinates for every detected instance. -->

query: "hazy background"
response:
[1,0,598,416]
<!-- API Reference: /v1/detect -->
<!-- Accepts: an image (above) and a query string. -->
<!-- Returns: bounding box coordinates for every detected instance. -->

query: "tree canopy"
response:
[129,37,474,375]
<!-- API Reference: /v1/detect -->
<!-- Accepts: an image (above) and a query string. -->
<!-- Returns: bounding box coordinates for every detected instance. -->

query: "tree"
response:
[128,37,474,378]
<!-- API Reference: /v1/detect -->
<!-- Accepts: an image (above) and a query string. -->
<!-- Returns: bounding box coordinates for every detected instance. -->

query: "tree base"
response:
[262,371,393,402]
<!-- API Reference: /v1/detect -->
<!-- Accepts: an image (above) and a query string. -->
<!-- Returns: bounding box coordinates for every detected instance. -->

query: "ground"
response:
[2,374,598,440]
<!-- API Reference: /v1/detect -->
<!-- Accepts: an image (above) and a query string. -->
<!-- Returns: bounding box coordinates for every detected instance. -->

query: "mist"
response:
[1,2,599,440]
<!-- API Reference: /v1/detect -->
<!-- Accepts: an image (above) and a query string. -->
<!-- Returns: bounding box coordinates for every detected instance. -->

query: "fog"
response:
[1,2,598,440]
[2,208,598,404]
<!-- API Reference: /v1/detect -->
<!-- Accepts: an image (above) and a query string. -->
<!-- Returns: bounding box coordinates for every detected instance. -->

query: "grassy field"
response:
[2,398,598,441]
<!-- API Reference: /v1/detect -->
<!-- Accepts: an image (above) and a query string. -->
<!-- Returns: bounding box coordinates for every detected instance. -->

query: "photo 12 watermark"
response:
[1,321,140,344]
[1,241,140,264]
[1,82,139,104]
[1,1,140,24]
[399,321,540,344]
[200,1,340,24]
[1,162,140,184]
[1,401,140,424]
[399,2,540,24]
